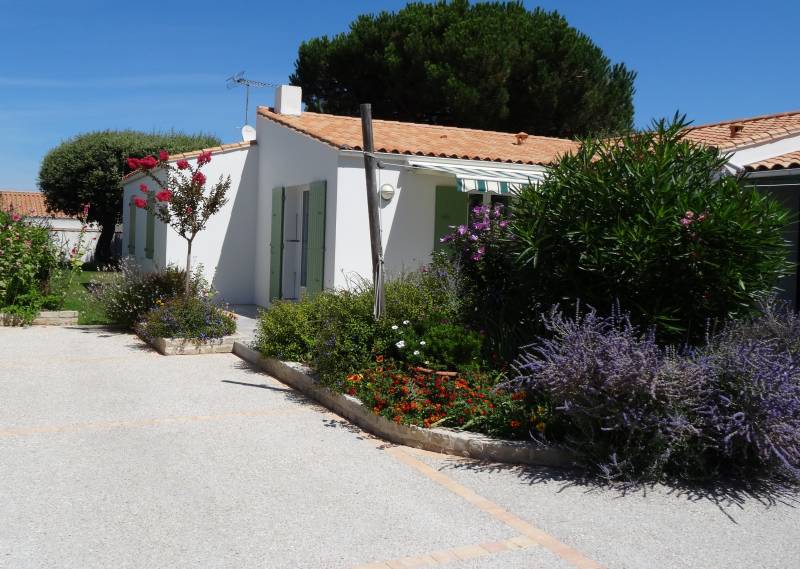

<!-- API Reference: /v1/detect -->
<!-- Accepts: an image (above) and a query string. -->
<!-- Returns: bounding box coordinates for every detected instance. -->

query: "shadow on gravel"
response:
[439,457,799,521]
[224,361,325,409]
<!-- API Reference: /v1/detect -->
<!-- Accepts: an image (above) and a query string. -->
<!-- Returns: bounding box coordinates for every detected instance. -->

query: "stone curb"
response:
[232,341,573,468]
[143,334,244,356]
[0,310,79,327]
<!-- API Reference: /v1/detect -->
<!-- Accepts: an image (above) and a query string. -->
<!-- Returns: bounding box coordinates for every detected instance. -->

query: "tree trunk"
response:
[94,216,117,266]
[185,239,193,297]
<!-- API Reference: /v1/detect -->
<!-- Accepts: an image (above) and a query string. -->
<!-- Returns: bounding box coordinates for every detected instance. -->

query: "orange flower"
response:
[375,355,384,363]
[511,391,526,401]
[510,420,522,429]
[535,421,546,433]
[346,373,362,383]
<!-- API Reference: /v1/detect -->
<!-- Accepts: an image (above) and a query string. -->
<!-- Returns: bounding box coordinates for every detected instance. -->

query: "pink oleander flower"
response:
[457,224,468,236]
[176,159,190,170]
[192,171,206,185]
[498,220,509,228]
[158,150,169,162]
[197,150,212,165]
[680,217,693,227]
[139,183,149,193]
[685,210,695,219]
[127,157,141,170]
[11,213,21,222]
[155,189,173,203]
[698,213,707,222]
[133,196,147,209]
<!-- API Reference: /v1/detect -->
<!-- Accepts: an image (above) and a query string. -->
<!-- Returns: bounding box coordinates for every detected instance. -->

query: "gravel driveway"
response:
[0,326,797,569]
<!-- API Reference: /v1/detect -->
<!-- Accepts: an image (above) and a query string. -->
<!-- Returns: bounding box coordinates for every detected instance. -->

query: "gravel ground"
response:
[0,326,798,569]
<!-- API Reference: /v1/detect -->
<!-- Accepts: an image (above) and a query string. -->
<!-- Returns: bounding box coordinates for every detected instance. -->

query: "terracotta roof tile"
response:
[257,107,579,166]
[0,190,74,219]
[683,110,800,150]
[745,150,800,171]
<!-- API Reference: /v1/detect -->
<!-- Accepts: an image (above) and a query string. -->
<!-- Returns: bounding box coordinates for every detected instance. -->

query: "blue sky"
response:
[1,0,798,190]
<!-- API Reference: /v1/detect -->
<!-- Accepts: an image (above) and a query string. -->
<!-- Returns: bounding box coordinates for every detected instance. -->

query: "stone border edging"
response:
[232,341,573,468]
[0,310,78,327]
[144,334,244,355]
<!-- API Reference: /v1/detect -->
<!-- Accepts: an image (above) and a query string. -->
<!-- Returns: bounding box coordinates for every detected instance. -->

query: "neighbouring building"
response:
[121,86,800,308]
[0,190,103,262]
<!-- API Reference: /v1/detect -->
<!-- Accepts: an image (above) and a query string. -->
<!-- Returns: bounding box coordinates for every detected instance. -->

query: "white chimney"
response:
[274,85,302,116]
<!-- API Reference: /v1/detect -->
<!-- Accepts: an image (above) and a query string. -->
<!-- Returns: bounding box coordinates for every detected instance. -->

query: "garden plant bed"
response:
[0,310,79,327]
[233,341,573,468]
[143,333,242,356]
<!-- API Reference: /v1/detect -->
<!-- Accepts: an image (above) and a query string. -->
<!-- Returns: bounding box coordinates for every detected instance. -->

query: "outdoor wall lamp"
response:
[380,183,396,201]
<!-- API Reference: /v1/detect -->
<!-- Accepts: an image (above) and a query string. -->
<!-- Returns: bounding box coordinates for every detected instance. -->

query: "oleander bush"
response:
[137,293,235,342]
[508,115,792,344]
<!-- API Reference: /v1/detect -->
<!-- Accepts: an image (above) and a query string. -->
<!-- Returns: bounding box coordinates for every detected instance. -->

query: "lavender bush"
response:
[508,304,800,481]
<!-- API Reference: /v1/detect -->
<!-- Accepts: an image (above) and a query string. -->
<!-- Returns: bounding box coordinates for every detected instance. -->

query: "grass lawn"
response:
[61,270,115,325]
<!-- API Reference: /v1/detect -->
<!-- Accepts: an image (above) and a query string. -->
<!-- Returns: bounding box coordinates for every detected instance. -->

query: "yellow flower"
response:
[535,421,546,433]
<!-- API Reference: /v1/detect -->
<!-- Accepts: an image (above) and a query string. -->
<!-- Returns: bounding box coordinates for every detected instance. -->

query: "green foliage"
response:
[91,259,197,329]
[38,130,220,260]
[291,0,635,138]
[253,298,317,362]
[383,320,484,371]
[254,272,464,387]
[137,294,236,342]
[509,115,792,343]
[0,210,60,322]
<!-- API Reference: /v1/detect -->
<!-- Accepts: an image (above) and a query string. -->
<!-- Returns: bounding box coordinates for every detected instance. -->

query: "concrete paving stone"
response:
[410,451,800,569]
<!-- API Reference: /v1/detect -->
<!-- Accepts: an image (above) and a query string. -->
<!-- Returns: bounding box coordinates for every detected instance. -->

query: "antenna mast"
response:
[226,72,275,125]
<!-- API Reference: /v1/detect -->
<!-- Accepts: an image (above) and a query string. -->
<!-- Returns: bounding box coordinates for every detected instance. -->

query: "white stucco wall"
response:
[334,155,441,288]
[254,116,339,306]
[36,217,102,263]
[121,145,259,304]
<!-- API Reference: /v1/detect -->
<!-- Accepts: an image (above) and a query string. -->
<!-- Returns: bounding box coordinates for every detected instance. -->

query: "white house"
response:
[0,190,102,262]
[122,87,800,308]
[122,85,577,306]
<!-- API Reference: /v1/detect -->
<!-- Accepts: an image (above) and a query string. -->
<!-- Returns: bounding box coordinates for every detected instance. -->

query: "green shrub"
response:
[92,258,197,328]
[253,298,316,362]
[137,294,235,341]
[254,272,468,387]
[383,320,484,371]
[0,209,60,323]
[509,115,792,344]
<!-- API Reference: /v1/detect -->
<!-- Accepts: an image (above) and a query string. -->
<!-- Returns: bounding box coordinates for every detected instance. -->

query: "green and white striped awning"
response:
[408,160,545,193]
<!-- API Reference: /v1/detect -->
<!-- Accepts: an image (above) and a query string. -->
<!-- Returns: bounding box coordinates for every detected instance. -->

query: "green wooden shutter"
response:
[305,180,327,296]
[145,193,155,259]
[128,197,137,255]
[269,187,285,301]
[433,185,468,250]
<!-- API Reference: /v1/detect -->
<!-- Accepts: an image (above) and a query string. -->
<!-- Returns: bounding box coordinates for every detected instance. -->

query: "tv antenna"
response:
[226,71,275,126]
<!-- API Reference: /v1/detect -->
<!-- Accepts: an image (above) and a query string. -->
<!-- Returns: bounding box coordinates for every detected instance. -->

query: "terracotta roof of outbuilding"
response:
[121,140,257,182]
[682,110,800,151]
[257,107,579,166]
[745,150,800,172]
[0,190,73,219]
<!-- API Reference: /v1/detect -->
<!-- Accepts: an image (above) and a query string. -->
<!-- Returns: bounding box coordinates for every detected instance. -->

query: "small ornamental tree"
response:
[128,150,231,295]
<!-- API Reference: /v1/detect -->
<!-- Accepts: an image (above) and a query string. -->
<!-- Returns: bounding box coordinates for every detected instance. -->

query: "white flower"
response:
[419,340,426,346]
[396,340,405,349]
[413,350,420,355]
[391,325,398,330]
[403,320,410,325]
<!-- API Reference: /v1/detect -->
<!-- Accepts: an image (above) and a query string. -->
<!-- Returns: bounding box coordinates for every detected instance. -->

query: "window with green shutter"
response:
[145,193,155,259]
[128,196,137,255]
[433,185,469,250]
[305,180,326,296]
[269,187,285,302]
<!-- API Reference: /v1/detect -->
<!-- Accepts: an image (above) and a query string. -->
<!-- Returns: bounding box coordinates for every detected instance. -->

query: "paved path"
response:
[0,327,798,569]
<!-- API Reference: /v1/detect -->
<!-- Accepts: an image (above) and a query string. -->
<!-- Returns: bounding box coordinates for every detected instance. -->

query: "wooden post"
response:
[360,103,385,319]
